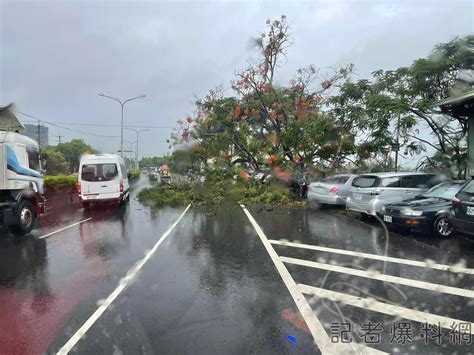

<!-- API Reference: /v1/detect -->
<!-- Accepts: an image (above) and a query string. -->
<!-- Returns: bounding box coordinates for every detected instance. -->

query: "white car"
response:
[346,172,446,216]
[308,174,357,206]
[77,154,129,209]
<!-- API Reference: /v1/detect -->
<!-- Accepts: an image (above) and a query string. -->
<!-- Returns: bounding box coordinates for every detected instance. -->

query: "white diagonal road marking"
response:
[240,205,386,355]
[282,256,474,298]
[38,218,92,239]
[299,283,474,334]
[270,239,474,275]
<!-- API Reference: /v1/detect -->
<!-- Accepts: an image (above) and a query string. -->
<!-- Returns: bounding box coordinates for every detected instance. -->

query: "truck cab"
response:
[0,131,45,235]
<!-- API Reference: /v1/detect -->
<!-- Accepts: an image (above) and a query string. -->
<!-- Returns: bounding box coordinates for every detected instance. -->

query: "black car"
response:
[449,179,474,235]
[377,181,465,237]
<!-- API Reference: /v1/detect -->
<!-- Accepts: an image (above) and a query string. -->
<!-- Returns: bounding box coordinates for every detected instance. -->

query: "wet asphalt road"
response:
[0,175,473,354]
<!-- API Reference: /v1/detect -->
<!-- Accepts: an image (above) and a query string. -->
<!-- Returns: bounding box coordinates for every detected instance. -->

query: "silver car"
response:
[308,174,357,206]
[346,172,446,216]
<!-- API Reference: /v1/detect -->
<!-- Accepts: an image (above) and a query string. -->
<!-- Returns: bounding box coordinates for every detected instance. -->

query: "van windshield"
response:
[352,176,378,188]
[81,163,118,182]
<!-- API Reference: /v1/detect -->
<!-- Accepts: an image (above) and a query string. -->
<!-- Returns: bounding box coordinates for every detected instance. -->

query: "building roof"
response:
[0,103,26,133]
[435,90,474,119]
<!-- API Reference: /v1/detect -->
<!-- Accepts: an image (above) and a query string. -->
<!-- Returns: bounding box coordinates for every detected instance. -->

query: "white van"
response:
[78,154,129,208]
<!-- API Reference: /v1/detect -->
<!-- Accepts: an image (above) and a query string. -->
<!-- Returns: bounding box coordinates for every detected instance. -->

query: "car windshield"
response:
[421,182,462,199]
[460,180,474,195]
[81,163,118,182]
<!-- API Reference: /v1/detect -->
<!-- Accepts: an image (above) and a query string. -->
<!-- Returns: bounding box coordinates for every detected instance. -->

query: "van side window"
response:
[380,176,401,187]
[401,175,430,188]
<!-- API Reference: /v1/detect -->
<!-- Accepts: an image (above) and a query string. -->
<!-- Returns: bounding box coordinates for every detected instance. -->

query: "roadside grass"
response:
[128,170,141,182]
[149,173,158,183]
[44,175,78,193]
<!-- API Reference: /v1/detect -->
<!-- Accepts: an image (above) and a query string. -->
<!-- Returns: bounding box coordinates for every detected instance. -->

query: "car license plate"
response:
[353,193,362,201]
[383,215,392,223]
[467,206,474,216]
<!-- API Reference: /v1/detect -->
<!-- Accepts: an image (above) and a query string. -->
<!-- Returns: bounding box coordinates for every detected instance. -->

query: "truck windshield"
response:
[27,147,41,172]
[81,163,118,182]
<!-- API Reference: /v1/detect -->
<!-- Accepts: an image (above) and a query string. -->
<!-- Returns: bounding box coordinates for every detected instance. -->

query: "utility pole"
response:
[57,133,62,144]
[125,128,150,169]
[37,120,41,147]
[98,93,146,158]
[394,115,401,172]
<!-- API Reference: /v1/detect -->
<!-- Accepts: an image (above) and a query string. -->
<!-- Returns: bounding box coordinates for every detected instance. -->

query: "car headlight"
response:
[401,208,423,216]
[381,205,386,213]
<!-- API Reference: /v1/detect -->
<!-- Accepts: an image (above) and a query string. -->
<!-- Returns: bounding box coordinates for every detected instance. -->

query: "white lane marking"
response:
[270,239,474,275]
[38,218,92,239]
[281,256,474,298]
[240,205,386,355]
[299,283,474,334]
[57,204,191,355]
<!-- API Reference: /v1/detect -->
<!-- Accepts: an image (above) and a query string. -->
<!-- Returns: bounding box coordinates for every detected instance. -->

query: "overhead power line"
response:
[19,112,120,138]
[20,117,175,130]
[31,121,175,129]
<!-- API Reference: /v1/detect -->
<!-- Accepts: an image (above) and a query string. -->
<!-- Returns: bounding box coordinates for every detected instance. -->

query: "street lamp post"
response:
[122,139,136,168]
[98,93,146,158]
[125,128,150,170]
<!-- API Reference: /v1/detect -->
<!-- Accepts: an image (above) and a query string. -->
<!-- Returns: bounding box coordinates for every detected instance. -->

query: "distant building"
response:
[24,124,49,147]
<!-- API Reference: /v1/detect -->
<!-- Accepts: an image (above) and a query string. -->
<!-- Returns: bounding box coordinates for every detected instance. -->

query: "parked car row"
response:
[308,171,473,238]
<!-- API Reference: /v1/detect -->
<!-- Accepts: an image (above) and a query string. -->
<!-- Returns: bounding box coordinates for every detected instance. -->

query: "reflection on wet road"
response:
[0,176,473,354]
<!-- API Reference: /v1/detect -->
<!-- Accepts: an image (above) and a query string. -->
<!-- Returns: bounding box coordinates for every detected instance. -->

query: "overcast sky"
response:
[1,0,472,160]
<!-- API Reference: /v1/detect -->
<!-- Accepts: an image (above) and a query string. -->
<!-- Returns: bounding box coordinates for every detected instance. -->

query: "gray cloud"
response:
[1,0,472,158]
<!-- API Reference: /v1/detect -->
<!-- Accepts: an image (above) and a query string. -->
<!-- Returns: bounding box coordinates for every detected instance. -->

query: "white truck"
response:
[0,104,45,235]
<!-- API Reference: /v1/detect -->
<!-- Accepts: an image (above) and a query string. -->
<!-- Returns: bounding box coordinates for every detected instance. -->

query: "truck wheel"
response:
[82,202,91,209]
[10,200,35,236]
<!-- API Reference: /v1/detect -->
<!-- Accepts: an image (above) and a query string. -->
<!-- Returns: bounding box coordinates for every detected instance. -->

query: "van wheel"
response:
[434,216,452,238]
[9,200,35,236]
[82,202,91,209]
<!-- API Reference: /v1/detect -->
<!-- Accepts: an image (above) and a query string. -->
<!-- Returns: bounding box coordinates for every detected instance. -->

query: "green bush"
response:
[44,175,78,193]
[128,169,141,182]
